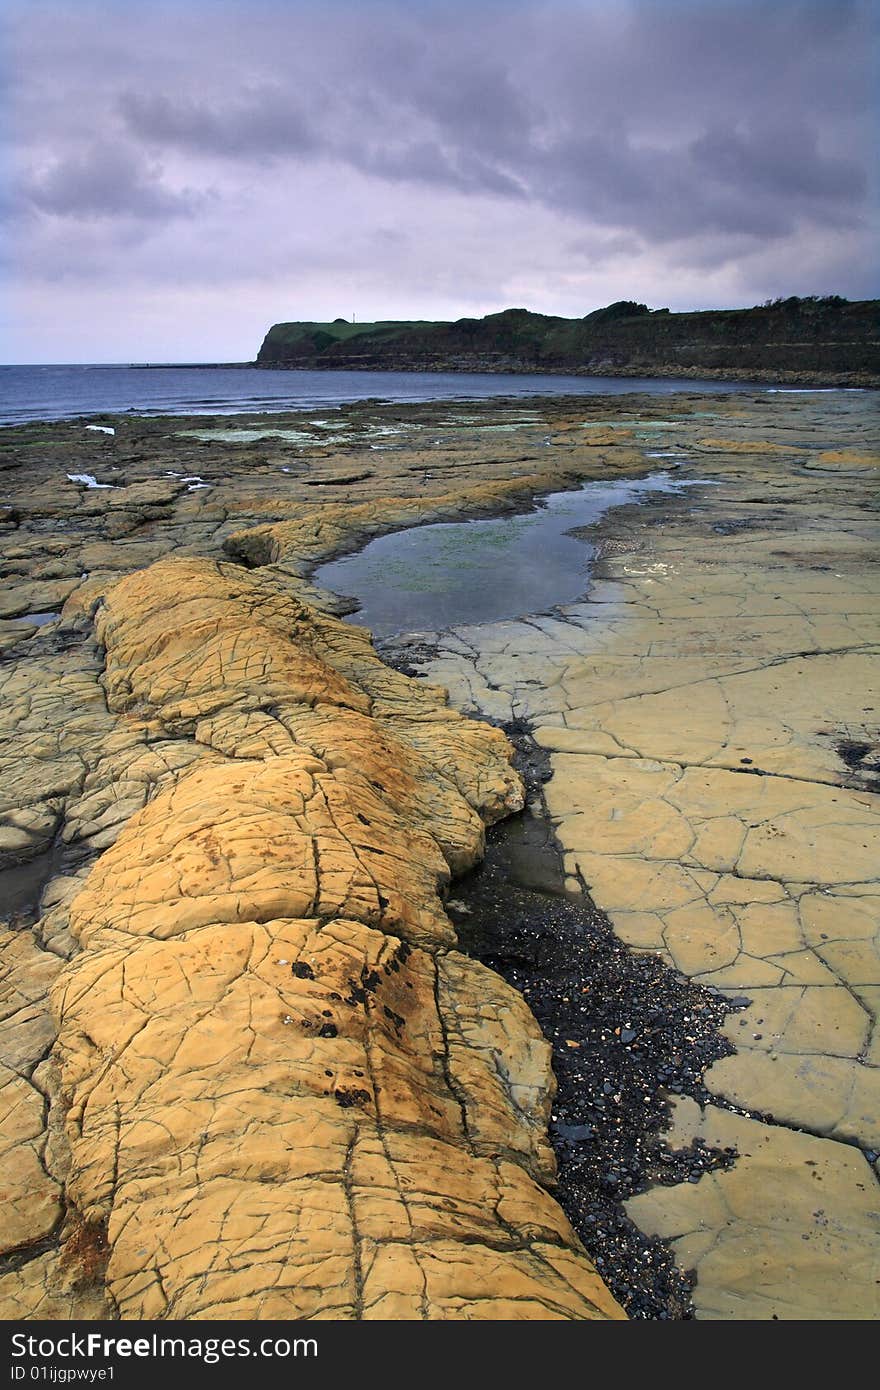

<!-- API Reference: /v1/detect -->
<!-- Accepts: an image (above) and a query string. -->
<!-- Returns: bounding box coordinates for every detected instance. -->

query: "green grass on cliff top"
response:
[258,298,879,372]
[265,318,441,346]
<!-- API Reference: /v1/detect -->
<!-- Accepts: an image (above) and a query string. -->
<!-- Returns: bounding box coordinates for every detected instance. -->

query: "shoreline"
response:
[3,372,877,436]
[391,699,742,1319]
[393,410,879,1318]
[139,360,880,390]
[136,361,880,390]
[255,360,880,389]
[1,390,877,1319]
[1,393,658,1320]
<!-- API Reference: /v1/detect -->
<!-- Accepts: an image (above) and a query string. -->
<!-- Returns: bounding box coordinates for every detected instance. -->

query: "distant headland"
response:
[256,296,880,386]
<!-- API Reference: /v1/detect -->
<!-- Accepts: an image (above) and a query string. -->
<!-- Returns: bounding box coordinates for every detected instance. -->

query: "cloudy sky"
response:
[3,0,877,363]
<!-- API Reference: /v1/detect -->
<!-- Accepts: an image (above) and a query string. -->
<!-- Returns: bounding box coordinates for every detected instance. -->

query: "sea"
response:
[0,363,790,427]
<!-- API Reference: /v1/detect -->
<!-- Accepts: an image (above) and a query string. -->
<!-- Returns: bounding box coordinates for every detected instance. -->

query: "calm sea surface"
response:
[0,363,775,426]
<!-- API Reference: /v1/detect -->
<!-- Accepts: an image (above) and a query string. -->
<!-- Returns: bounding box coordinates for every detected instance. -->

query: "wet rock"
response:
[409,392,880,1318]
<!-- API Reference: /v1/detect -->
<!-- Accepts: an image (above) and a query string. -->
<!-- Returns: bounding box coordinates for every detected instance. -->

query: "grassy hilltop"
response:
[256,297,880,385]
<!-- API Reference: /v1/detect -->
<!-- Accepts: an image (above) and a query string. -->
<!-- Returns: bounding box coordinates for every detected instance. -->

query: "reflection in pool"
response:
[315,471,703,639]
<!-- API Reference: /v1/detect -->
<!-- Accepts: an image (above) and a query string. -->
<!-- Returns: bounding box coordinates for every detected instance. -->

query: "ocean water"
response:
[0,363,769,426]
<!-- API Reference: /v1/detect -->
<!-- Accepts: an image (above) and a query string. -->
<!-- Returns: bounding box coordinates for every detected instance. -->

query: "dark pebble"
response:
[436,716,739,1322]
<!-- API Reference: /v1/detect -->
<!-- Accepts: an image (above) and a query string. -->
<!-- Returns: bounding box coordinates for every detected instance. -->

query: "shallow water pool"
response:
[315,471,702,638]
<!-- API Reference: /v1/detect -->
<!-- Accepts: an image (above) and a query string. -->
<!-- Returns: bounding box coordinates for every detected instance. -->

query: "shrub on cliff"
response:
[584,300,651,324]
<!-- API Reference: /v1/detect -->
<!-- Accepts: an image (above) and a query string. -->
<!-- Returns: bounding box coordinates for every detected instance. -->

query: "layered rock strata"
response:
[2,399,649,1318]
[256,300,880,385]
[5,554,623,1319]
[405,408,880,1318]
[4,390,876,1319]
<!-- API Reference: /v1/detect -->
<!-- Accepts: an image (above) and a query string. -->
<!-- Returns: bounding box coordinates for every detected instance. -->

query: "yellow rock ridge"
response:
[42,556,624,1320]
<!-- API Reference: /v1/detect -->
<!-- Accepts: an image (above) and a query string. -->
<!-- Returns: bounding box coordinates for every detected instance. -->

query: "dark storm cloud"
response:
[87,0,873,260]
[352,140,528,199]
[24,142,202,221]
[529,119,866,242]
[378,51,537,161]
[4,0,878,362]
[119,85,528,199]
[119,87,320,159]
[689,124,866,205]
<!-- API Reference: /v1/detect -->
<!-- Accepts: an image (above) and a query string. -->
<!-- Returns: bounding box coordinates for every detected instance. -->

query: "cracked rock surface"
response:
[400,392,880,1319]
[1,399,642,1320]
[2,389,876,1319]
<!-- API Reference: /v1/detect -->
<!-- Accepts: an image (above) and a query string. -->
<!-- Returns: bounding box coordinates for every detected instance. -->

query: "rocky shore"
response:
[1,391,877,1319]
[395,398,880,1318]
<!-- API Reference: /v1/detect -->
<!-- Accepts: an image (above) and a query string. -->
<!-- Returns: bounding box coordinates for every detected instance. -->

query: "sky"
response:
[3,0,878,363]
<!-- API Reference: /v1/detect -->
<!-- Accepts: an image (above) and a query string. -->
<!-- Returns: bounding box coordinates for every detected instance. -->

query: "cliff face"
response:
[257,298,880,384]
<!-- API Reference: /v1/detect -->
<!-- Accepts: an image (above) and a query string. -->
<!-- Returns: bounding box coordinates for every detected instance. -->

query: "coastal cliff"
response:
[256,297,880,386]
